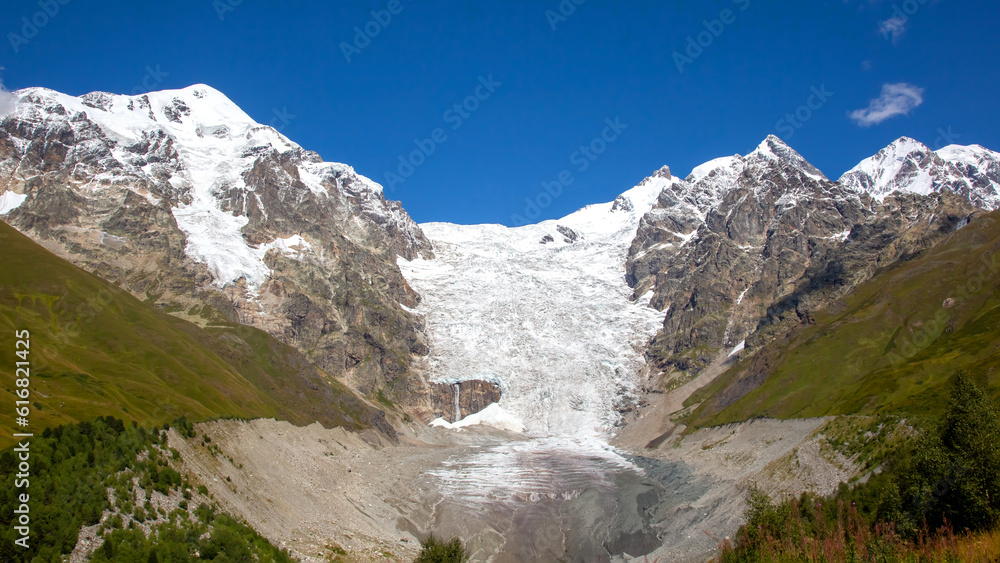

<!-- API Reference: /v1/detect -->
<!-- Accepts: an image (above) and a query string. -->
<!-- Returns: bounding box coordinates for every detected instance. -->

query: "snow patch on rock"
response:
[430,403,526,433]
[0,191,27,215]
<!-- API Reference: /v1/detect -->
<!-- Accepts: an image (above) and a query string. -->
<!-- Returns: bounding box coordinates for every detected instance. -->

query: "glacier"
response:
[400,176,672,437]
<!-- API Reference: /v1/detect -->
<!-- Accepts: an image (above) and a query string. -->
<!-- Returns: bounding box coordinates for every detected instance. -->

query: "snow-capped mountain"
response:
[839,137,1000,210]
[0,85,432,401]
[3,82,998,436]
[628,135,989,385]
[632,135,832,271]
[3,85,431,281]
[628,136,863,377]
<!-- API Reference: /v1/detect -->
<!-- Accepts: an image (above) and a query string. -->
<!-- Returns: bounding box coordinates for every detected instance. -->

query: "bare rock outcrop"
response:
[427,380,503,422]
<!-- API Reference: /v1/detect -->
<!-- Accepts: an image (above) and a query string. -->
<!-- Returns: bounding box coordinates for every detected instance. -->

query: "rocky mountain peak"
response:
[746,134,828,181]
[666,136,831,231]
[652,165,672,179]
[626,134,988,384]
[840,136,1000,209]
[751,134,793,158]
[3,84,433,283]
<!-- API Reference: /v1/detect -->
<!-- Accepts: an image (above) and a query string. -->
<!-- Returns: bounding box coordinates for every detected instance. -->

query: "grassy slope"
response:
[687,211,1000,427]
[0,221,381,448]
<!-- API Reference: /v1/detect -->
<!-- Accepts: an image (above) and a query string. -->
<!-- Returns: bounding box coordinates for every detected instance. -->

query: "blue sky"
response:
[3,0,998,225]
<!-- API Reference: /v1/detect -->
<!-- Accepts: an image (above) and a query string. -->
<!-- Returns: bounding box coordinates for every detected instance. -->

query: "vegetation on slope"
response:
[720,373,1000,562]
[686,210,1000,428]
[91,509,295,563]
[0,221,390,448]
[0,417,295,562]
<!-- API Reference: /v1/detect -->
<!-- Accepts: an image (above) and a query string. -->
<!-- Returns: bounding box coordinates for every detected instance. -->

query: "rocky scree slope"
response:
[0,85,434,406]
[628,135,998,392]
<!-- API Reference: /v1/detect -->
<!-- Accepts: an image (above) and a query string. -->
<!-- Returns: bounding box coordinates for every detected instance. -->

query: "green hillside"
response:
[687,210,1000,427]
[0,221,387,448]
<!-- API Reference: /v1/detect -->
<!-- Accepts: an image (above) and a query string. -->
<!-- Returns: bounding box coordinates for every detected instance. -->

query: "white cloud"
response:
[0,78,17,118]
[878,16,907,44]
[849,82,924,127]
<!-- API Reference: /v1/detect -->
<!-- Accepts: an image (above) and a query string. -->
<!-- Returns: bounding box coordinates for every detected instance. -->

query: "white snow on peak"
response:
[0,191,27,215]
[685,136,828,188]
[661,137,831,237]
[935,144,1000,210]
[10,85,386,291]
[873,136,933,168]
[14,85,273,148]
[687,156,741,184]
[751,135,782,158]
[843,137,929,177]
[839,137,936,201]
[936,144,1000,168]
[749,135,828,181]
[551,173,672,241]
[839,137,1000,209]
[400,174,674,438]
[149,84,258,127]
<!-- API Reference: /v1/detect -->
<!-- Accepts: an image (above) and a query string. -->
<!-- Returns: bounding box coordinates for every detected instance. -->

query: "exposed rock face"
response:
[0,85,433,403]
[627,135,986,382]
[426,380,503,422]
[556,224,581,243]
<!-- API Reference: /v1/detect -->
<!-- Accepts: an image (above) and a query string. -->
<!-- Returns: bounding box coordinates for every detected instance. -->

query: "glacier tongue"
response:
[400,177,670,437]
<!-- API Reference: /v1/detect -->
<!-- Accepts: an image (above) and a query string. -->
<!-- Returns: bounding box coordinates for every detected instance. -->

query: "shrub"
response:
[415,534,468,563]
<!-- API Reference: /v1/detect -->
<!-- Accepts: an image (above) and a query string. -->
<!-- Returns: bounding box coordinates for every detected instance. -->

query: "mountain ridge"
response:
[839,136,1000,209]
[626,133,995,404]
[683,206,1000,427]
[3,83,1000,435]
